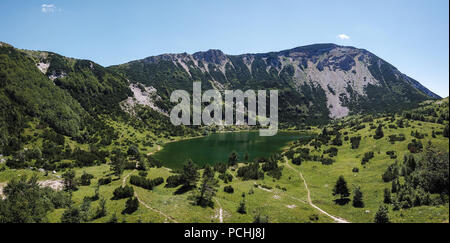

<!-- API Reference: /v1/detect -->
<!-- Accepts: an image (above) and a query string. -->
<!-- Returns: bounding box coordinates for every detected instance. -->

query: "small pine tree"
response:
[374,205,390,223]
[127,144,140,157]
[61,206,83,223]
[110,155,126,177]
[374,124,384,139]
[383,188,392,204]
[80,171,94,186]
[94,197,107,219]
[192,170,218,207]
[122,197,139,214]
[182,159,199,189]
[352,186,364,208]
[62,170,77,191]
[228,151,238,167]
[253,210,269,223]
[444,124,449,138]
[391,178,400,193]
[332,176,350,201]
[237,200,246,214]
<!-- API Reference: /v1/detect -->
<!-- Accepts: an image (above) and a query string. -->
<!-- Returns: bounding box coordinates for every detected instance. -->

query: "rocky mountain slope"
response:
[111,44,440,124]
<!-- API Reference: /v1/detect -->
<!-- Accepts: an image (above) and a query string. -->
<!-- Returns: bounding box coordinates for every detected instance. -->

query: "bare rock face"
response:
[121,83,168,116]
[193,49,227,65]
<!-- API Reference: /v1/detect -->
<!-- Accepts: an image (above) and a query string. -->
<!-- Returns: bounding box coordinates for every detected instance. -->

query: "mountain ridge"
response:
[120,43,440,99]
[109,43,440,123]
[0,41,442,126]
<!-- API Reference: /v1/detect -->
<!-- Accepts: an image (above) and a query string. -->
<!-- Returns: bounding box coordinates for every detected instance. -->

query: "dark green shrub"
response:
[112,185,134,200]
[350,136,361,149]
[224,185,234,194]
[165,174,184,188]
[98,177,112,185]
[80,171,94,186]
[122,197,139,215]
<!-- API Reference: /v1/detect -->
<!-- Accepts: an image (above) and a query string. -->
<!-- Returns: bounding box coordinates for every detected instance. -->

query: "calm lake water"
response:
[153,131,306,169]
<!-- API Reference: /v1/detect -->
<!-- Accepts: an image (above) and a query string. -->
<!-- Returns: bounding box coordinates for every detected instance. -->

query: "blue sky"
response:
[1,0,448,97]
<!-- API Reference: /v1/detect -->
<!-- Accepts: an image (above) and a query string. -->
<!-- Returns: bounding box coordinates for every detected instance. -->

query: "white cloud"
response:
[41,4,56,13]
[337,34,350,40]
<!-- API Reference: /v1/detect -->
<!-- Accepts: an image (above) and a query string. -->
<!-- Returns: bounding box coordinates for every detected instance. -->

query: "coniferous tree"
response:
[352,186,364,208]
[110,155,126,177]
[374,205,390,223]
[62,170,77,191]
[237,199,246,214]
[202,164,215,179]
[228,151,238,167]
[191,165,218,207]
[127,145,140,157]
[391,178,400,193]
[182,159,199,189]
[93,197,107,219]
[122,197,139,214]
[0,176,61,223]
[61,206,82,223]
[374,124,384,139]
[80,171,94,186]
[332,176,350,203]
[253,209,269,223]
[443,124,449,138]
[383,188,392,204]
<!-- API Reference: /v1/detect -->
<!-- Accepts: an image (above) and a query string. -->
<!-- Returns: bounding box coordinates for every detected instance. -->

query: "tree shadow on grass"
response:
[333,198,351,205]
[173,184,194,195]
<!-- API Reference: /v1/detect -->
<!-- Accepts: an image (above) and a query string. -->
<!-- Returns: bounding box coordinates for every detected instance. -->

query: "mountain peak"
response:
[192,49,226,65]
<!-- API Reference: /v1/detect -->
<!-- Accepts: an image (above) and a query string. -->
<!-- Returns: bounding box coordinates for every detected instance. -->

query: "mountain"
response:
[0,41,194,156]
[0,41,441,145]
[1,42,86,151]
[110,43,440,126]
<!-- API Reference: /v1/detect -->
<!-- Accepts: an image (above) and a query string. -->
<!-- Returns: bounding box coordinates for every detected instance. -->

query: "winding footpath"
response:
[284,158,350,223]
[133,192,178,223]
[122,170,135,187]
[122,163,178,223]
[214,198,224,223]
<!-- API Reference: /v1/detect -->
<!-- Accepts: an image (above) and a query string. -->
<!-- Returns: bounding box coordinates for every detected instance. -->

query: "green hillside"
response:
[0,42,447,223]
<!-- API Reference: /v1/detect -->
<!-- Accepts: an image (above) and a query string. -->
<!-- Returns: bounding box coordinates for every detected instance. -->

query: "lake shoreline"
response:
[153,129,313,169]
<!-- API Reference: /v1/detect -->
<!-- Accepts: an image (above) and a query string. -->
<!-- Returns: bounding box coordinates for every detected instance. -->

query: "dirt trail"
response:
[122,168,177,223]
[147,145,161,156]
[214,198,224,223]
[134,192,178,223]
[285,158,350,223]
[0,183,5,200]
[254,182,273,192]
[253,182,307,204]
[122,170,136,187]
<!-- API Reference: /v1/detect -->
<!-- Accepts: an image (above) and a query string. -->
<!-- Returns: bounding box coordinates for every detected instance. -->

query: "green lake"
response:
[153,131,307,169]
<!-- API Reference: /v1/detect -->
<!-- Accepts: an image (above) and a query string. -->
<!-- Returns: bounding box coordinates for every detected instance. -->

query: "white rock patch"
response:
[0,180,63,200]
[37,62,50,74]
[38,180,64,191]
[121,83,168,116]
[0,183,5,200]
